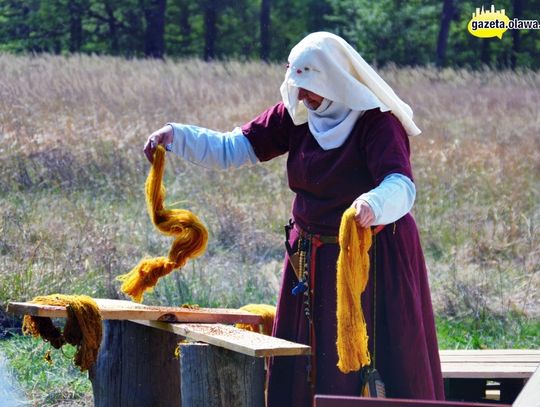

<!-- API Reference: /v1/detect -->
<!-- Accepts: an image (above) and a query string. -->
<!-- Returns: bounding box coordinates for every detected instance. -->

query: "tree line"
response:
[0,0,538,69]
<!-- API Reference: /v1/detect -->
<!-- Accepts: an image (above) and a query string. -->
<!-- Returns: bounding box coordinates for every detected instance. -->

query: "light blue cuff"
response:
[168,124,259,169]
[356,173,416,225]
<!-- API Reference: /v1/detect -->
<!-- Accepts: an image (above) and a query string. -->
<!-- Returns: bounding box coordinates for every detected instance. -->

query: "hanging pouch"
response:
[360,366,386,397]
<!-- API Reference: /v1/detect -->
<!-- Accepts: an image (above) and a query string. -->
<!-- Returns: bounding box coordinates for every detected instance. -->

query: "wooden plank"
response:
[313,395,510,407]
[442,363,537,379]
[439,350,540,379]
[441,362,539,369]
[512,366,540,407]
[7,298,262,324]
[441,350,540,355]
[131,320,311,358]
[440,355,540,363]
[440,350,540,362]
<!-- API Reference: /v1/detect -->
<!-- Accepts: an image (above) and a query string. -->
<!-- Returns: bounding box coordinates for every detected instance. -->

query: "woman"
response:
[144,32,444,405]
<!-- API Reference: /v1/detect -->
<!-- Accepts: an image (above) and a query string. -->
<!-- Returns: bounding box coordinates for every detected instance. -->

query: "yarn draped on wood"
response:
[118,145,208,303]
[336,207,372,373]
[22,294,102,372]
[235,304,276,335]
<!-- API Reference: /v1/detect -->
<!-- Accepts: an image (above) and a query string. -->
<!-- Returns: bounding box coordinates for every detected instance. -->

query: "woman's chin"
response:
[303,100,321,110]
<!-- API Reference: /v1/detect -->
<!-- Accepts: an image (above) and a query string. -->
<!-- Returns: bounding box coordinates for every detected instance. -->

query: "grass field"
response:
[0,54,538,405]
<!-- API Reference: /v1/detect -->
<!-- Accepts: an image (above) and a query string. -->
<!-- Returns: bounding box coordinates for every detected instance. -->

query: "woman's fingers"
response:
[353,200,375,228]
[143,135,158,163]
[143,126,173,164]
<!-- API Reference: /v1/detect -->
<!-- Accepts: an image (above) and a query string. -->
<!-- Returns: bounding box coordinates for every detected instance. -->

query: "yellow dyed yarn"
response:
[22,294,102,372]
[336,207,372,373]
[236,304,276,336]
[118,145,208,303]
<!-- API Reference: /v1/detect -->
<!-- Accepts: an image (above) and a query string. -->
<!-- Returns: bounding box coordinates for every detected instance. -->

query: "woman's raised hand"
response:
[352,199,375,228]
[144,125,173,163]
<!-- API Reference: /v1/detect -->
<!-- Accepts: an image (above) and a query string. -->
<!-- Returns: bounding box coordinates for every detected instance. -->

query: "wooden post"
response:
[179,343,265,407]
[89,320,182,407]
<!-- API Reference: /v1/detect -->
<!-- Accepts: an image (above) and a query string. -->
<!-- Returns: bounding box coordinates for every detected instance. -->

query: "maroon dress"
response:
[241,102,445,406]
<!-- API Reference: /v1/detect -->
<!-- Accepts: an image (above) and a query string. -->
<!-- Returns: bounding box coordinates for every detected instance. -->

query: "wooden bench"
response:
[314,353,540,407]
[440,349,540,403]
[314,396,511,407]
[8,299,310,407]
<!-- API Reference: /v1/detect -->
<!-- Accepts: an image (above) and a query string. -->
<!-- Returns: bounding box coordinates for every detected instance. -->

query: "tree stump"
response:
[89,320,182,407]
[179,342,265,407]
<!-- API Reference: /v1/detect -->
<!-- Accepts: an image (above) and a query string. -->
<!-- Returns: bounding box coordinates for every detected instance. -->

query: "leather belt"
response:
[285,219,387,279]
[294,223,339,245]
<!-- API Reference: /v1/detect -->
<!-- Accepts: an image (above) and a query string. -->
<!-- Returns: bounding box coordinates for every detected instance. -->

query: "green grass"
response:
[436,314,540,350]
[0,335,92,406]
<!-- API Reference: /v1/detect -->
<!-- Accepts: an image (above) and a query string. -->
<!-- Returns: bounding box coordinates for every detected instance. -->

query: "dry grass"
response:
[393,67,540,318]
[0,54,538,322]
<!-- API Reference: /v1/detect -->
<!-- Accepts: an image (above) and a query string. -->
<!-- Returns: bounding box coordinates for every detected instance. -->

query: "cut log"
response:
[89,320,182,407]
[179,343,264,407]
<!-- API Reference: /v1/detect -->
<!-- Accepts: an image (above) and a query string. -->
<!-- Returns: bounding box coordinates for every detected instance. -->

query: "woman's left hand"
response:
[352,199,375,228]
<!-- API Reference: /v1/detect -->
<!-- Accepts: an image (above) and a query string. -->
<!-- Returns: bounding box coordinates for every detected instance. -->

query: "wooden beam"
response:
[131,320,311,358]
[7,298,262,324]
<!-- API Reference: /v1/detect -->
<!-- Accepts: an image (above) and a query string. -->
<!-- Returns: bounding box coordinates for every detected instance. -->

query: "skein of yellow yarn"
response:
[22,294,102,372]
[235,304,276,336]
[336,207,372,373]
[117,145,208,303]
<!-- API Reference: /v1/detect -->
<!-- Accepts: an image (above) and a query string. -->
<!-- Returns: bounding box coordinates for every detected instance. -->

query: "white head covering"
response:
[280,32,421,148]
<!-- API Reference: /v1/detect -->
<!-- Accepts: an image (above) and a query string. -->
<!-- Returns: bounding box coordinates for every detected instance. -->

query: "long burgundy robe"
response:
[241,102,445,406]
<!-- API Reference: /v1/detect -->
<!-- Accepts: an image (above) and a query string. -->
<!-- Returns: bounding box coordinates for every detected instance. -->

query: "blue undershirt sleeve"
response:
[167,123,259,169]
[356,173,416,225]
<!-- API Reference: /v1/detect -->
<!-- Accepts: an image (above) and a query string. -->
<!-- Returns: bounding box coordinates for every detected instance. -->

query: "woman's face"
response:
[298,88,324,109]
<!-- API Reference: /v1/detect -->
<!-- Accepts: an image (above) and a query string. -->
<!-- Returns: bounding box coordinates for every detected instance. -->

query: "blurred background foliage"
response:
[0,0,538,69]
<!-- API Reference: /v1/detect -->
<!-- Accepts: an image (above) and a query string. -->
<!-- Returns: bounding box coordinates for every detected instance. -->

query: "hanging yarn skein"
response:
[118,145,208,303]
[22,294,102,372]
[235,303,276,336]
[336,207,372,373]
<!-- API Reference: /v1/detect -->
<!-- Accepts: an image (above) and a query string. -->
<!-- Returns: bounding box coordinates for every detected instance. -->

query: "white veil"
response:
[280,32,421,137]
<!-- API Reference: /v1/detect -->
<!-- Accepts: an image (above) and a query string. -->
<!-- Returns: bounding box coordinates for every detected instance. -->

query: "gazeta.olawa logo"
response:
[468,5,539,39]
